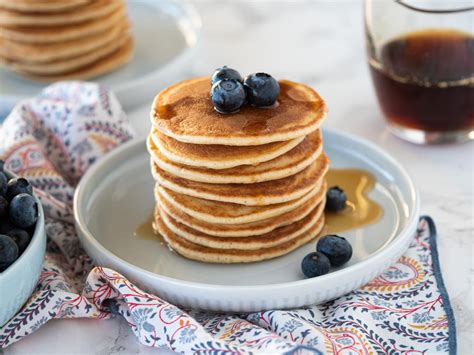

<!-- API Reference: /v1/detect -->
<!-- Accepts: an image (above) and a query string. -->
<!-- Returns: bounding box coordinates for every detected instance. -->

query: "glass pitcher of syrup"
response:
[365,0,474,144]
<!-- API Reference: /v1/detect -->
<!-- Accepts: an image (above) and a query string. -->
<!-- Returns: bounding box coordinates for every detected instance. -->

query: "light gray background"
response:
[4,1,472,354]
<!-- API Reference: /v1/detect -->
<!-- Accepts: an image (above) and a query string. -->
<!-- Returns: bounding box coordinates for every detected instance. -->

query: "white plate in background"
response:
[74,129,420,312]
[0,0,201,116]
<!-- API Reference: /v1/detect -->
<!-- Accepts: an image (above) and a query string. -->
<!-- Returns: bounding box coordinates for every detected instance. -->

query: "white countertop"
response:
[5,1,473,354]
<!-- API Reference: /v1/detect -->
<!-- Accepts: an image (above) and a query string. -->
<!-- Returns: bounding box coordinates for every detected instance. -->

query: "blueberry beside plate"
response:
[0,168,38,272]
[0,167,45,327]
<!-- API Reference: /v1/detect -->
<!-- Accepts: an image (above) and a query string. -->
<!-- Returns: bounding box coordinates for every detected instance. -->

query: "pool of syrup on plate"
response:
[134,213,165,244]
[324,168,382,234]
[134,169,383,242]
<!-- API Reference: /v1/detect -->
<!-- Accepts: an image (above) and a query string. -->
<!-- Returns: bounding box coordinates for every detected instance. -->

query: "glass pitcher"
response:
[365,0,474,144]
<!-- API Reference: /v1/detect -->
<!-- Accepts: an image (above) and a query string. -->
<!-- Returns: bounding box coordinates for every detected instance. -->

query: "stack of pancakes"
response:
[0,0,133,80]
[148,77,329,263]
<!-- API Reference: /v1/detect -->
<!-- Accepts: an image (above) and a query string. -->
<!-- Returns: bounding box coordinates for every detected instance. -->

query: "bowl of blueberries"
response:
[0,160,45,327]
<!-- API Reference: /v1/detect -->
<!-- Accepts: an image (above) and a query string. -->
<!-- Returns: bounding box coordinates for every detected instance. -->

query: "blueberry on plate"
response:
[211,66,242,86]
[301,251,331,278]
[325,186,347,212]
[7,229,31,254]
[9,193,38,229]
[317,235,353,267]
[211,79,246,114]
[0,196,8,218]
[0,234,19,272]
[0,172,7,197]
[243,73,280,107]
[6,177,33,201]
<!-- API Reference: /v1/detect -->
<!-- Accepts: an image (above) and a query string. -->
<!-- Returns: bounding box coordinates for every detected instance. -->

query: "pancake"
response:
[149,128,304,170]
[154,208,325,263]
[156,183,326,237]
[0,0,121,27]
[0,0,90,13]
[17,36,133,81]
[0,6,125,44]
[157,201,325,250]
[156,180,324,225]
[150,77,327,146]
[0,19,128,63]
[148,130,323,183]
[2,30,129,75]
[151,153,329,206]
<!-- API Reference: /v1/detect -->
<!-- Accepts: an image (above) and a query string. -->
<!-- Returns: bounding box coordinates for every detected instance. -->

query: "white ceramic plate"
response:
[74,130,420,312]
[0,0,201,116]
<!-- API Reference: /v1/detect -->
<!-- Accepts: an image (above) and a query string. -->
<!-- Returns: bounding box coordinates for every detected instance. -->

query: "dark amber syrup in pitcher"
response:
[369,29,474,132]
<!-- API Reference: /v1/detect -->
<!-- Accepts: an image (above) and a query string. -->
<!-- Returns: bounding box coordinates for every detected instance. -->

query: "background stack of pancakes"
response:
[0,0,133,81]
[148,77,328,263]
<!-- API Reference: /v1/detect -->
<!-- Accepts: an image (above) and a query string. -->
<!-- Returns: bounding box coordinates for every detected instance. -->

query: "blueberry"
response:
[210,79,246,113]
[0,196,7,218]
[9,193,38,229]
[7,229,31,254]
[317,235,353,267]
[0,234,19,272]
[0,172,7,197]
[325,186,347,212]
[6,177,33,201]
[0,218,16,235]
[301,251,331,278]
[211,66,242,86]
[243,73,280,107]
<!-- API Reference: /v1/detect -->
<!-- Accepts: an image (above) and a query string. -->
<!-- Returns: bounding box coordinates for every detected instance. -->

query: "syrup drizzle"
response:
[153,80,326,135]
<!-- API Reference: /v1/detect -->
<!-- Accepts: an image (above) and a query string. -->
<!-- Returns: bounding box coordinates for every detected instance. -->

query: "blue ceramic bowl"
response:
[0,171,46,327]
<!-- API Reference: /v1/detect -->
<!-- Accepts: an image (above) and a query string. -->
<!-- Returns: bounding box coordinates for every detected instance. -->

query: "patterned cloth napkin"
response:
[0,82,456,354]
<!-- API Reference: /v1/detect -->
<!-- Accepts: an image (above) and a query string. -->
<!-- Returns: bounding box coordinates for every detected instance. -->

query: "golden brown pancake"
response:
[0,19,128,63]
[0,0,90,13]
[0,0,121,26]
[154,207,325,263]
[0,6,125,44]
[148,130,323,183]
[157,201,325,250]
[150,77,327,146]
[156,181,324,225]
[151,153,329,206]
[2,30,129,74]
[149,128,304,170]
[155,182,326,237]
[17,36,133,81]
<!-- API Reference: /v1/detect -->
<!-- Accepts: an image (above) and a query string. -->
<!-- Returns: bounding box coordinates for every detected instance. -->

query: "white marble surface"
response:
[4,1,473,354]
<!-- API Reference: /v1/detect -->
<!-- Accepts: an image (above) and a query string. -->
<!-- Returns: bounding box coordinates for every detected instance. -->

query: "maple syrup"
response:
[369,29,474,133]
[324,169,382,234]
[134,213,165,244]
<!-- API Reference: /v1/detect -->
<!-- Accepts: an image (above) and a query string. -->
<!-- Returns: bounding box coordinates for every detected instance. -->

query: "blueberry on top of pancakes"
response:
[211,66,242,86]
[243,73,280,107]
[210,79,246,114]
